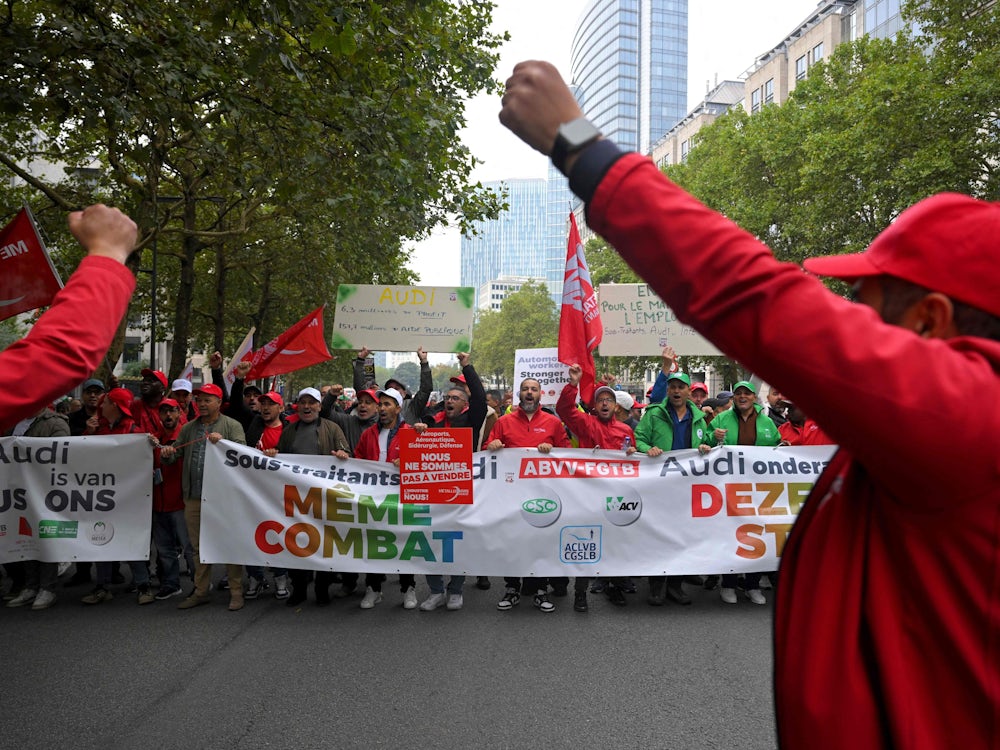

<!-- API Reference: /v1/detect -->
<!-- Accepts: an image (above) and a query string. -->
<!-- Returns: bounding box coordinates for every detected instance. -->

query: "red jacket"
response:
[154,422,184,513]
[778,419,833,446]
[586,152,1000,749]
[0,256,134,432]
[355,418,414,463]
[486,407,571,449]
[555,383,633,450]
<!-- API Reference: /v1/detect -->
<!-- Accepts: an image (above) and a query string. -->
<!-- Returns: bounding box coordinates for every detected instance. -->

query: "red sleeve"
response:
[548,412,572,448]
[555,383,597,447]
[0,256,135,432]
[587,154,1000,501]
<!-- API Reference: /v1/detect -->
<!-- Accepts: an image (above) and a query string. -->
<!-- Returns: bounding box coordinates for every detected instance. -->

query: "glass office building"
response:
[460,178,550,309]
[572,0,688,154]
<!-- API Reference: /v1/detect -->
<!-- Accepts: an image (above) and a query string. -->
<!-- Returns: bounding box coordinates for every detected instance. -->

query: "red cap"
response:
[691,382,708,394]
[803,193,1000,317]
[450,374,467,385]
[259,391,284,406]
[158,398,181,410]
[357,389,379,404]
[194,384,224,399]
[141,369,168,388]
[105,387,133,417]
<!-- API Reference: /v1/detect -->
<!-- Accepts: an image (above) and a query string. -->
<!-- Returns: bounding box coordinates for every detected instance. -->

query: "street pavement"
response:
[2,573,778,750]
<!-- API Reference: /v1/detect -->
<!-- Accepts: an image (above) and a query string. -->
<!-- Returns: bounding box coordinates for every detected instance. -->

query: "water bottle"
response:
[622,436,632,452]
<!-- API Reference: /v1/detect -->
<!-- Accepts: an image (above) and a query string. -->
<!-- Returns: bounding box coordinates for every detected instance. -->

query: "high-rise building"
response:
[571,0,689,155]
[460,178,549,309]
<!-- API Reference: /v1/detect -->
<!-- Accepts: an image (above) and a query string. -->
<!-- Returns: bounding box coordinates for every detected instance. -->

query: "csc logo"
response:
[520,494,561,528]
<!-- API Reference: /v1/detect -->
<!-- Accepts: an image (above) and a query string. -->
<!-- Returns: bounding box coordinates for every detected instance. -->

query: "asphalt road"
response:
[2,573,777,750]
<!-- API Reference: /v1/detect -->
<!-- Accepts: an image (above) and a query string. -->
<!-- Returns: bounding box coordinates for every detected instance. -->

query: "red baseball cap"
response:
[803,193,1000,317]
[691,382,708,394]
[450,374,467,385]
[259,391,284,406]
[158,398,181,410]
[194,384,224,399]
[140,368,168,388]
[357,389,379,404]
[105,387,133,417]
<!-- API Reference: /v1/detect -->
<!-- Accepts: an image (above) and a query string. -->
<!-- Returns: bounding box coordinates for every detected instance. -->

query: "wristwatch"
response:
[551,117,602,176]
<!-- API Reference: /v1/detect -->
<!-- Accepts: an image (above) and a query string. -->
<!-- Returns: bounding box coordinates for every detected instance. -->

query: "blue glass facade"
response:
[460,178,550,308]
[572,0,688,154]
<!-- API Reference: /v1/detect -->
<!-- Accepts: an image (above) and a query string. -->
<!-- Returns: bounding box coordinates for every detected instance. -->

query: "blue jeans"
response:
[97,560,149,587]
[425,574,465,595]
[152,510,193,590]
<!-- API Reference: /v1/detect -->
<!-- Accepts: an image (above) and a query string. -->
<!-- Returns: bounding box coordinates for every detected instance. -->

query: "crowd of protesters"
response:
[2,343,824,614]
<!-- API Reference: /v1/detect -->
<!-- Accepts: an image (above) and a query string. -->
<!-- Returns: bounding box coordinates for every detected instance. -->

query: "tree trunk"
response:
[168,199,200,379]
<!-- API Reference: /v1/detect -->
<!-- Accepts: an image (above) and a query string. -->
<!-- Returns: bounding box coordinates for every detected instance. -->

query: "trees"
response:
[0,1,505,378]
[471,280,558,386]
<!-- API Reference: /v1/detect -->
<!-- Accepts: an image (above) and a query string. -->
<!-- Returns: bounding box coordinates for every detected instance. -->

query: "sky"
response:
[405,0,817,286]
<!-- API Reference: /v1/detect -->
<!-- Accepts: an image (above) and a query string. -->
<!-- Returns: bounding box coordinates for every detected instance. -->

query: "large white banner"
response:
[201,442,836,577]
[0,435,153,563]
[598,283,721,356]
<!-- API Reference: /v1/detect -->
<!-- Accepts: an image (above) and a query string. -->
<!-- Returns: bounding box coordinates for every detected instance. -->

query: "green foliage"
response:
[0,1,506,378]
[472,280,558,387]
[391,361,421,391]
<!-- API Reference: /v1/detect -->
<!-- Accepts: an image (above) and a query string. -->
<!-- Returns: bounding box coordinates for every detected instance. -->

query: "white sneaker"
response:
[31,589,56,610]
[720,587,738,604]
[6,588,37,608]
[273,574,290,600]
[746,588,766,605]
[402,586,418,610]
[360,586,382,609]
[420,592,446,611]
[446,594,464,611]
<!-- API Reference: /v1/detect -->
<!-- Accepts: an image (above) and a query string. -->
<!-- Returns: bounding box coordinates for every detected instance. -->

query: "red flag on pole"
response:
[246,305,332,379]
[0,207,63,322]
[558,212,603,404]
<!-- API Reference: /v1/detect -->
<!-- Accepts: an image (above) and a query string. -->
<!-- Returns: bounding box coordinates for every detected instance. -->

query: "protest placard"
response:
[513,347,564,405]
[598,283,721,356]
[399,428,474,504]
[331,284,475,353]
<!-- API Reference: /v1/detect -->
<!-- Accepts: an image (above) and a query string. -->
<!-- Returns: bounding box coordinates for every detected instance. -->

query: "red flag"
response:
[0,207,63,322]
[246,306,332,379]
[558,212,603,404]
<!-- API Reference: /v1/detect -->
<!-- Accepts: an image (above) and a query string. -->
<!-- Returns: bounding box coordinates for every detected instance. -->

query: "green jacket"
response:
[276,418,349,456]
[635,399,714,452]
[711,403,780,446]
[169,413,246,499]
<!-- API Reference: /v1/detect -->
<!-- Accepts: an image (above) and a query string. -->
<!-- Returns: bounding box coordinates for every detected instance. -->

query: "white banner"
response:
[598,283,721,356]
[331,284,475,353]
[0,435,153,563]
[513,347,563,406]
[201,442,836,577]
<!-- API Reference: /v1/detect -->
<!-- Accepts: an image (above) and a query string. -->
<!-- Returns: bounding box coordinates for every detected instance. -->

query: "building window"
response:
[812,42,824,63]
[764,78,774,105]
[751,88,761,114]
[680,139,690,162]
[795,55,807,81]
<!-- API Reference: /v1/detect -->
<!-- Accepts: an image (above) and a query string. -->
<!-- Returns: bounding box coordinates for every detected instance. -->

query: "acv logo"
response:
[603,488,642,526]
[520,494,561,528]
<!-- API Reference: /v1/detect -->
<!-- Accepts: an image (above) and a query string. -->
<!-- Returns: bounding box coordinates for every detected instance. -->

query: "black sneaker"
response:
[475,576,491,590]
[573,592,588,612]
[533,591,555,613]
[154,585,183,601]
[588,579,607,594]
[607,585,627,607]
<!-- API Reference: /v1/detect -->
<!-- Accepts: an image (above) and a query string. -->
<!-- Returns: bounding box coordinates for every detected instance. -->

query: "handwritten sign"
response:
[513,347,564,406]
[331,285,475,353]
[598,283,721,356]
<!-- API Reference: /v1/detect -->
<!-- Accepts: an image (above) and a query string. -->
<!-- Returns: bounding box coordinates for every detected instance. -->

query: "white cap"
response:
[297,387,322,402]
[375,388,403,407]
[171,379,193,393]
[615,391,635,410]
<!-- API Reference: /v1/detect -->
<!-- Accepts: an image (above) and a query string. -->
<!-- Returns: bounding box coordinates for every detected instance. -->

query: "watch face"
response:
[561,118,601,149]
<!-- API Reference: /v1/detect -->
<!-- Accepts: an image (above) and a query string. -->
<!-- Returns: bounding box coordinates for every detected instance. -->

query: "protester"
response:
[498,59,1000,748]
[0,204,136,433]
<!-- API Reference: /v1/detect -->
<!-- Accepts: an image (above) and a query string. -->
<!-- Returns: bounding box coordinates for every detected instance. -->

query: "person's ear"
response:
[909,293,955,338]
